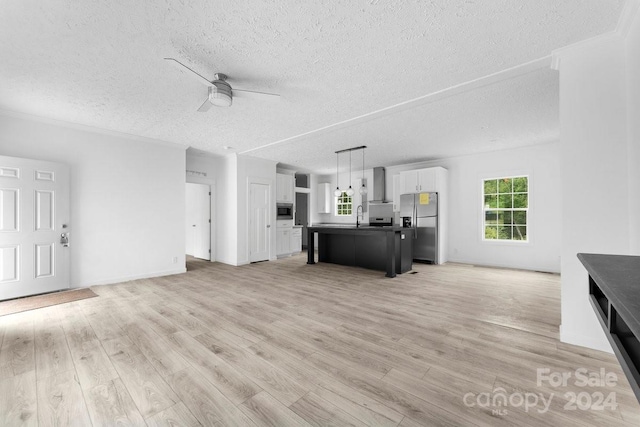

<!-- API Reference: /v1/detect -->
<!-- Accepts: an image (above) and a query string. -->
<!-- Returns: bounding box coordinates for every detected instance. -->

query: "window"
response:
[483,176,528,241]
[335,191,353,216]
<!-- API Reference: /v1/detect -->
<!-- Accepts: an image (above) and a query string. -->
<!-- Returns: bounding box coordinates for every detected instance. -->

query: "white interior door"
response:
[0,155,70,300]
[185,183,210,260]
[249,183,270,262]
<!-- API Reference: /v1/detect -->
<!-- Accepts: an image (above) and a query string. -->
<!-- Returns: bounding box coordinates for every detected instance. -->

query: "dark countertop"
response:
[577,253,640,338]
[310,224,404,232]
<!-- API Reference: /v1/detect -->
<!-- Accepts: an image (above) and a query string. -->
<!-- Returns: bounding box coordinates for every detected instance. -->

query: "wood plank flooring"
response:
[0,252,639,426]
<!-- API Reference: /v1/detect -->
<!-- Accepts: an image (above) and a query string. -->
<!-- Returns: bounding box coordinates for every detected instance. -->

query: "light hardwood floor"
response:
[1,252,639,426]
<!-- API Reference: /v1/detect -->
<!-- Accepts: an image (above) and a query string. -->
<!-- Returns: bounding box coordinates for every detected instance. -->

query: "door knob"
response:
[60,233,69,247]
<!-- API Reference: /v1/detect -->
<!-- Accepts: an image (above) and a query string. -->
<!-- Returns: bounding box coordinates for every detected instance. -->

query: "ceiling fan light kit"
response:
[209,85,232,107]
[164,58,279,112]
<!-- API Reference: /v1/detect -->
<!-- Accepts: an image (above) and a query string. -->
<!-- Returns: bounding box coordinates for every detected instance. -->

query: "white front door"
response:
[0,155,70,300]
[249,183,270,262]
[185,183,210,260]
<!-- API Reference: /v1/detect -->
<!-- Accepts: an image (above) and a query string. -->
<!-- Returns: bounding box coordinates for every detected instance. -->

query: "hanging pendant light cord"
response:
[335,145,366,197]
[336,153,339,191]
[359,147,367,195]
[349,151,352,188]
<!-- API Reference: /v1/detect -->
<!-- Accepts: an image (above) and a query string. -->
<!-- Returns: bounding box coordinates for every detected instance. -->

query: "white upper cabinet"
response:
[399,170,419,194]
[398,167,446,194]
[417,169,437,192]
[276,173,294,202]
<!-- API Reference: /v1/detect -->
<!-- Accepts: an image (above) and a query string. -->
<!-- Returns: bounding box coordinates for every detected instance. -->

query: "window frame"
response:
[481,175,529,243]
[335,191,353,216]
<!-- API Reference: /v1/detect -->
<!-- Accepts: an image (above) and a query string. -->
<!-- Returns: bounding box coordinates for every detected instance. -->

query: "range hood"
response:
[370,167,387,203]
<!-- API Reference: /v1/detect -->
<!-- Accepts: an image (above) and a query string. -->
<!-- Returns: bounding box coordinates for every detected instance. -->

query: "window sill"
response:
[481,238,530,246]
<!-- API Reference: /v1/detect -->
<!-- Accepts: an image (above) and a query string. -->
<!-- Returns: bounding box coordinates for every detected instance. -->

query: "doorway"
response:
[295,192,310,249]
[185,183,211,260]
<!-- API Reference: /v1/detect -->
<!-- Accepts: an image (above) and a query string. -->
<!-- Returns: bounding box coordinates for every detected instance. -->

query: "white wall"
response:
[385,142,562,273]
[0,113,186,287]
[627,8,640,254]
[215,155,238,266]
[555,9,640,351]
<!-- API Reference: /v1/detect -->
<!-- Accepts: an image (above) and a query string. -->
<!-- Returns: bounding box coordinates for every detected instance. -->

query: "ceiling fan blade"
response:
[164,57,212,86]
[197,98,213,112]
[233,88,281,101]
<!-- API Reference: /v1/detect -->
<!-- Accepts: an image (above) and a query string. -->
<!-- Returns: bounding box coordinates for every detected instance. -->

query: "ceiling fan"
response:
[164,57,280,111]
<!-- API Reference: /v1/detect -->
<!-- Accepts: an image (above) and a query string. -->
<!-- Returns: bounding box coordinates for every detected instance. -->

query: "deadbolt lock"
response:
[60,233,69,247]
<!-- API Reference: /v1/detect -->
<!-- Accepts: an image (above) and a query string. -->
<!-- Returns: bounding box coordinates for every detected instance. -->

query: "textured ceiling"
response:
[0,1,625,173]
[255,66,561,174]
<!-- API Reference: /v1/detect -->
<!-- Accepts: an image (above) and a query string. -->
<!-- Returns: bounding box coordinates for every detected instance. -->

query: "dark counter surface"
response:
[309,224,403,231]
[578,253,640,339]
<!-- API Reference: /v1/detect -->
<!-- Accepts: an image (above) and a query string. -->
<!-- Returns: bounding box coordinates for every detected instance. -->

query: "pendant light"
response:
[334,146,366,197]
[334,151,342,197]
[346,150,355,196]
[359,147,368,195]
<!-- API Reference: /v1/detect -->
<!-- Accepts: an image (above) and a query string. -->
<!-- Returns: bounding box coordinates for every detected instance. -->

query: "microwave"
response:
[277,203,293,219]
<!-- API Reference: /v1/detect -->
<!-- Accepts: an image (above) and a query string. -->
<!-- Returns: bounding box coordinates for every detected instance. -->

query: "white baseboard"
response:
[446,256,560,273]
[559,325,613,353]
[73,267,186,288]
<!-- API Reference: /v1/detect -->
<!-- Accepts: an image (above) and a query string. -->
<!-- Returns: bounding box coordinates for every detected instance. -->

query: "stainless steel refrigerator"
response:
[400,192,438,264]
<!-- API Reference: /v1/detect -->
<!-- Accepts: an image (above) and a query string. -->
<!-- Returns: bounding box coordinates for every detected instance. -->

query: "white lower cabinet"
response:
[276,228,291,256]
[276,219,294,257]
[291,227,302,253]
[278,226,302,256]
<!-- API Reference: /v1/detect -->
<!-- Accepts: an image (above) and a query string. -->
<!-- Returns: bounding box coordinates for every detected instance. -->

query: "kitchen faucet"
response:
[356,204,363,227]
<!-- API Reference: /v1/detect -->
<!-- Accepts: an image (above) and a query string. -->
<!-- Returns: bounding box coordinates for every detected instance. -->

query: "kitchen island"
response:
[307,225,412,278]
